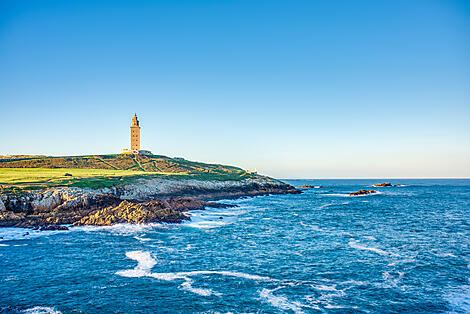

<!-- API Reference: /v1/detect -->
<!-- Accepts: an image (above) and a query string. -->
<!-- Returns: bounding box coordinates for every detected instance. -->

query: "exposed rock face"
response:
[371,182,392,187]
[0,177,295,228]
[0,197,231,228]
[0,198,5,212]
[72,200,189,226]
[113,177,300,201]
[348,190,377,196]
[299,185,315,188]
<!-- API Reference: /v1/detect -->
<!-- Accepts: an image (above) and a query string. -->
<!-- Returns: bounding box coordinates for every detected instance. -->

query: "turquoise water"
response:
[1,179,469,313]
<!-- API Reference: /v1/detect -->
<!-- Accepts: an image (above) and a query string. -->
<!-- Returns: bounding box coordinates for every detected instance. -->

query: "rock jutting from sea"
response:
[347,189,377,196]
[0,177,300,229]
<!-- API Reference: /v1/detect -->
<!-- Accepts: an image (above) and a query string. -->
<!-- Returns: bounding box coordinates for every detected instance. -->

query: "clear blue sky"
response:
[1,0,469,178]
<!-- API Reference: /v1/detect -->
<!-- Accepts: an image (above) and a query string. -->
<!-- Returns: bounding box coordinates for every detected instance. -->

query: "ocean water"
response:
[1,179,469,313]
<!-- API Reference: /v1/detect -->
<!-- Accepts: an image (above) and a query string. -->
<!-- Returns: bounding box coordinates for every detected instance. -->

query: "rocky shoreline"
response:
[0,177,300,229]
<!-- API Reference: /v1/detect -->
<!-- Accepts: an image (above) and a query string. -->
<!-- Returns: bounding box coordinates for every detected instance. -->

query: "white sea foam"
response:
[0,227,69,241]
[183,219,227,229]
[117,250,273,297]
[22,307,61,314]
[382,270,404,287]
[324,191,383,197]
[310,284,338,291]
[299,222,324,232]
[363,236,377,240]
[319,203,334,209]
[434,252,458,258]
[324,304,350,309]
[348,240,397,256]
[180,278,220,296]
[339,280,370,286]
[259,288,310,313]
[176,270,272,281]
[77,223,164,236]
[133,236,153,242]
[116,251,157,278]
[205,210,247,216]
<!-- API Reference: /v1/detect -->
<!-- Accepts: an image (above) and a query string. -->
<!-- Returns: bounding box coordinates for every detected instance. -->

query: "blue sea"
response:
[1,179,469,313]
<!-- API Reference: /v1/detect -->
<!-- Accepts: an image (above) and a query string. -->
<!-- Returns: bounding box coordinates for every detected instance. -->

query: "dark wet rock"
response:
[348,190,377,196]
[204,202,237,209]
[40,225,69,231]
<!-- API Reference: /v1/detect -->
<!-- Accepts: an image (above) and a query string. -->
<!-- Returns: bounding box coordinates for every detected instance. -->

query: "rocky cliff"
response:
[0,177,299,228]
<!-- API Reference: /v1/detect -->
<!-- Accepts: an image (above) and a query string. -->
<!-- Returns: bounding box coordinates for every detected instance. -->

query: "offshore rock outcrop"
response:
[371,182,392,187]
[0,177,299,228]
[348,190,377,196]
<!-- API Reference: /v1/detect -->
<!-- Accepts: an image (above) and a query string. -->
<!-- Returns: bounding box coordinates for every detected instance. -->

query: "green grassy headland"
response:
[0,154,257,193]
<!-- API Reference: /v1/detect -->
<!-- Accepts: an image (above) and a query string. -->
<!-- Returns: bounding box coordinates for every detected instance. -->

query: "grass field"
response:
[0,154,256,192]
[0,168,166,184]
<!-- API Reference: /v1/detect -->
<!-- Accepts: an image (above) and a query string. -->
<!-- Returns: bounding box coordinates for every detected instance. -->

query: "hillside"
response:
[0,154,258,192]
[0,154,300,228]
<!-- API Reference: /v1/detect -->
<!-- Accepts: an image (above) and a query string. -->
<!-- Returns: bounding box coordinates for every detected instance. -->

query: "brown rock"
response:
[371,182,392,187]
[348,190,377,196]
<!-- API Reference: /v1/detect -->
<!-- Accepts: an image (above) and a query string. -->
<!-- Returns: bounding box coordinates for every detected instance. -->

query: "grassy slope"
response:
[0,154,257,192]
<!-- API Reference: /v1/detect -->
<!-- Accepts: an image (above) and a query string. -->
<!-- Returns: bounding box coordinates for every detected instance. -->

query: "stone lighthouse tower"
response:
[130,113,140,152]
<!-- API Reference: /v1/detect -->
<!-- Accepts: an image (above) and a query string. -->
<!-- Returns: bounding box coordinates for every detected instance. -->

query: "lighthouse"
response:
[120,114,152,155]
[130,113,140,152]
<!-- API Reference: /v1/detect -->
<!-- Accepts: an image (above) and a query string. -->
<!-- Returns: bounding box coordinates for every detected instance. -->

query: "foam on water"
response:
[133,236,153,242]
[180,278,220,296]
[117,250,274,297]
[382,270,405,287]
[1,179,467,312]
[324,191,383,197]
[0,227,69,241]
[183,219,227,230]
[259,288,310,313]
[348,240,397,256]
[22,307,61,314]
[182,205,250,230]
[318,203,334,209]
[76,223,165,236]
[310,284,338,291]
